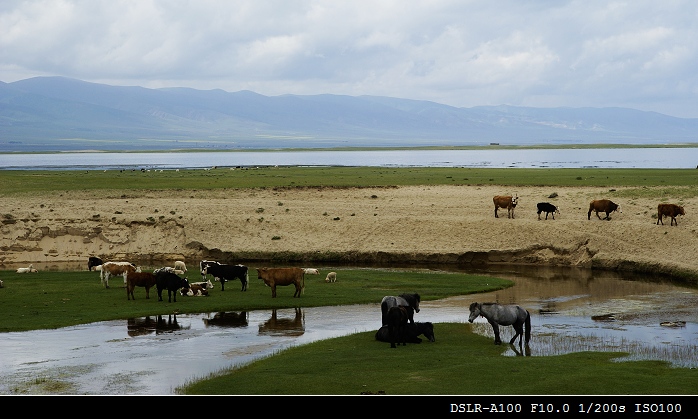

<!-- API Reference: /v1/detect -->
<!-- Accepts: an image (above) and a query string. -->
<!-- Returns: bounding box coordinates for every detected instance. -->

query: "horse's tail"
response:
[524,311,531,344]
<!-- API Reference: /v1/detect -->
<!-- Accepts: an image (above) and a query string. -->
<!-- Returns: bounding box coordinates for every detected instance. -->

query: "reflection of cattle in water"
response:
[126,315,187,337]
[203,311,249,328]
[258,308,305,337]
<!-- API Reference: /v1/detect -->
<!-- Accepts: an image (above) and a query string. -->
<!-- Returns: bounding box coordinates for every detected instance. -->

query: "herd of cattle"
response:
[87,256,338,301]
[492,194,685,225]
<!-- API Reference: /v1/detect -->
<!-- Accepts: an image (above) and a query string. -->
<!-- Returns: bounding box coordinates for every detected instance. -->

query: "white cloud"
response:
[1,0,697,117]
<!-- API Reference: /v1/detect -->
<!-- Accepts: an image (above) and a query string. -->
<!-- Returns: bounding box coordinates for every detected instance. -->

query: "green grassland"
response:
[1,167,697,197]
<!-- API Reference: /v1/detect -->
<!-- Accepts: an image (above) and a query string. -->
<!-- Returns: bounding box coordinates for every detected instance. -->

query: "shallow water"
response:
[0,266,696,395]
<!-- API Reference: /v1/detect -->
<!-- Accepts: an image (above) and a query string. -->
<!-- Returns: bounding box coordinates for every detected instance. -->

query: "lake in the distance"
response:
[1,147,697,170]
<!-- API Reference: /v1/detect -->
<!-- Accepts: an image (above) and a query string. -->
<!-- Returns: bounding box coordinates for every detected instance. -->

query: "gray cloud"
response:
[2,0,697,117]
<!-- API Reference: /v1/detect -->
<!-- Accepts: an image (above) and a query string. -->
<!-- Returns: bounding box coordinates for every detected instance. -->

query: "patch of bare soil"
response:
[1,185,697,284]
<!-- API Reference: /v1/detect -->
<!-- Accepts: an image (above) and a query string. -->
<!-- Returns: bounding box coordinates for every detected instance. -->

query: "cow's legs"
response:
[271,285,277,298]
[494,207,499,218]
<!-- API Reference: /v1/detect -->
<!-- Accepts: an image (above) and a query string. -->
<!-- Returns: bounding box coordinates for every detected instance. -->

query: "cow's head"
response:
[511,195,519,207]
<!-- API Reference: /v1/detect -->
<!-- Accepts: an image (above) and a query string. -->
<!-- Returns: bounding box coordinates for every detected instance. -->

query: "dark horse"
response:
[468,302,531,346]
[375,321,435,344]
[380,293,420,326]
[385,306,414,348]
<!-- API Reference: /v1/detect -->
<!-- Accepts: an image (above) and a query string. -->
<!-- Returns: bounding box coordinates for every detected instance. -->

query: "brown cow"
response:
[256,267,305,298]
[588,199,621,220]
[125,271,157,300]
[657,203,685,226]
[493,195,518,219]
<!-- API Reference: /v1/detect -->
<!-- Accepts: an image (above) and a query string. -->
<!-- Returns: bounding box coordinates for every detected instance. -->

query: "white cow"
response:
[303,268,320,275]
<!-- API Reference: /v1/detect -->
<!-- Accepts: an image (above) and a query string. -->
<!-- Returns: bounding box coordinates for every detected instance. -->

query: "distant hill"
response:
[1,76,697,152]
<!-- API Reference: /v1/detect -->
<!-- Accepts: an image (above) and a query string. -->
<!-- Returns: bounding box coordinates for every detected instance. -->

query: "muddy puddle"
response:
[1,265,696,395]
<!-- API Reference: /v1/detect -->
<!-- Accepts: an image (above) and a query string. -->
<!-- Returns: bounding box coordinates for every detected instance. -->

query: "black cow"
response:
[202,263,249,291]
[536,202,560,220]
[154,269,189,302]
[88,256,103,271]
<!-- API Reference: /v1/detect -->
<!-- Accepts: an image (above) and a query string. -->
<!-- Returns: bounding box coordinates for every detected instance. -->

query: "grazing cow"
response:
[16,264,38,273]
[202,263,249,291]
[325,272,337,283]
[536,202,560,220]
[125,271,157,300]
[88,256,103,271]
[180,283,209,297]
[256,267,305,298]
[174,260,187,272]
[657,203,685,226]
[100,261,140,288]
[588,199,621,220]
[493,195,518,219]
[154,269,189,302]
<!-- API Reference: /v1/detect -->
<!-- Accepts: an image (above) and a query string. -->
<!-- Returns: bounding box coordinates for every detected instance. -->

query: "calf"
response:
[657,203,685,226]
[536,202,560,220]
[588,199,621,221]
[125,271,157,300]
[180,283,209,297]
[493,195,518,219]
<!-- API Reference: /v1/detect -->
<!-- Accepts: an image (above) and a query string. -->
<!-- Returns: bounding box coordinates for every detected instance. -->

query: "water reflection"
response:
[202,312,249,328]
[127,315,187,337]
[258,308,305,337]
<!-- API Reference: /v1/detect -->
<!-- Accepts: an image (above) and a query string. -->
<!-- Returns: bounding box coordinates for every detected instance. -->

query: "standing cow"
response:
[125,271,157,300]
[256,267,305,298]
[588,199,621,220]
[493,195,518,219]
[657,203,685,226]
[536,202,560,220]
[88,256,103,272]
[154,268,190,303]
[202,263,249,291]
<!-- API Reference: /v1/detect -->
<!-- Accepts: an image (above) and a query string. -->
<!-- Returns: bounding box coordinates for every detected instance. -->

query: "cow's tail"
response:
[524,311,531,344]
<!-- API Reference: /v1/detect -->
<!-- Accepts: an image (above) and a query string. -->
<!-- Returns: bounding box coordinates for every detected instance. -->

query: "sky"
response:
[2,0,698,118]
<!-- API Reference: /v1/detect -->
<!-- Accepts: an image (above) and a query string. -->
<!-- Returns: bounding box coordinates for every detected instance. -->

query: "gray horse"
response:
[468,302,531,346]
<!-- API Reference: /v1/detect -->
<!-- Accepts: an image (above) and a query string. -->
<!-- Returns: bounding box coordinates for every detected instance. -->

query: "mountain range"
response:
[1,76,697,152]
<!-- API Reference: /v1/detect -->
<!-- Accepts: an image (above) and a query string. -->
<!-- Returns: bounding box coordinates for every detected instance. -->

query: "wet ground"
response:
[1,265,696,395]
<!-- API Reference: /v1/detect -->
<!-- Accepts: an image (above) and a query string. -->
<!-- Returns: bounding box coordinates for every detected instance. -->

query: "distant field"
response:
[1,166,697,196]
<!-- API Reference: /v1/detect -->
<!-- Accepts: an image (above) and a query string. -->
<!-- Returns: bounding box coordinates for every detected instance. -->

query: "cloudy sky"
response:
[2,0,697,118]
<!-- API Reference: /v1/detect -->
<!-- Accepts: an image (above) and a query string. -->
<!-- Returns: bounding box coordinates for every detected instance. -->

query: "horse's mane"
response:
[399,293,420,303]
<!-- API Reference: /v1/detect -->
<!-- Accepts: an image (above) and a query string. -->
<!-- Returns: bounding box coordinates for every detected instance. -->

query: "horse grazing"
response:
[468,302,531,347]
[375,321,435,344]
[380,293,420,326]
[385,306,413,348]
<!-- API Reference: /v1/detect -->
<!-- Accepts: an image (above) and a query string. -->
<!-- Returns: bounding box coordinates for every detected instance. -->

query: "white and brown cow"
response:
[100,261,141,288]
[493,195,518,219]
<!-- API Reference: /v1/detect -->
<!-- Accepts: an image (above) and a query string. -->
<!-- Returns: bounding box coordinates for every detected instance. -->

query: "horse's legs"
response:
[510,323,523,346]
[489,321,502,344]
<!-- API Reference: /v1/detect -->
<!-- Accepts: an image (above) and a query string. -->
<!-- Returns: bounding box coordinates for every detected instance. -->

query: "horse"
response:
[385,306,413,348]
[375,321,435,344]
[468,302,531,347]
[380,293,420,326]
